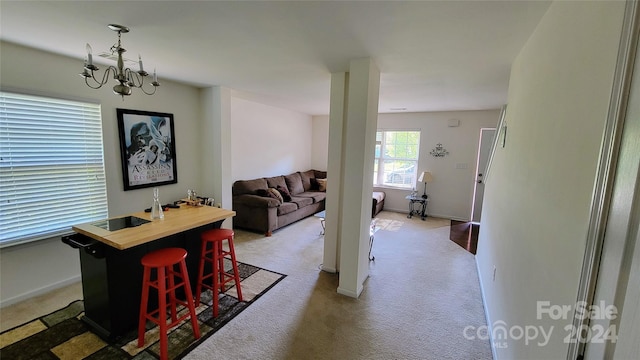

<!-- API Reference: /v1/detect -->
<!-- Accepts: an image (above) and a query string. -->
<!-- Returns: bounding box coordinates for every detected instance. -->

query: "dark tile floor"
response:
[449,220,479,255]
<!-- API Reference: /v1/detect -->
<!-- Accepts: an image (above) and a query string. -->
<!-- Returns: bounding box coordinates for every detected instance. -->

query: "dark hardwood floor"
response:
[449,220,479,255]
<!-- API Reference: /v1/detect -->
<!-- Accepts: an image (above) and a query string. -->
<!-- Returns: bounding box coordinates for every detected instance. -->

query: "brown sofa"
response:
[232,170,327,236]
[372,191,385,217]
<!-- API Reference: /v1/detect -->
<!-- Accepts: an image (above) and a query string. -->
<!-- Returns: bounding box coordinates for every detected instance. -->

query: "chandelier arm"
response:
[84,76,104,89]
[127,71,157,95]
[127,69,144,88]
[84,67,116,89]
[139,84,158,96]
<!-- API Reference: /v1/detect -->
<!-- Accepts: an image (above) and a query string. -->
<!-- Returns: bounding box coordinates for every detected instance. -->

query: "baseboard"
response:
[475,258,498,360]
[321,265,337,273]
[382,207,409,213]
[381,208,468,222]
[0,275,81,308]
[337,284,363,298]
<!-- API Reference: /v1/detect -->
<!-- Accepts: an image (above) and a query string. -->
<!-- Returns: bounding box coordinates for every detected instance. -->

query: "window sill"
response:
[374,185,414,191]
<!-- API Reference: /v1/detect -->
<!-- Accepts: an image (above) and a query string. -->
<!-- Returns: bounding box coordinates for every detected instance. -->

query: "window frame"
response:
[373,129,421,189]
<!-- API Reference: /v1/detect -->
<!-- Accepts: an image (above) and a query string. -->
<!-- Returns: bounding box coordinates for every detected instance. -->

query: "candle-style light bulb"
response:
[86,43,93,66]
[153,68,157,82]
[138,54,144,72]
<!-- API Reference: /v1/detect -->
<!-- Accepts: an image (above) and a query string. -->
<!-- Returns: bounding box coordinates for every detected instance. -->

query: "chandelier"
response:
[79,24,159,99]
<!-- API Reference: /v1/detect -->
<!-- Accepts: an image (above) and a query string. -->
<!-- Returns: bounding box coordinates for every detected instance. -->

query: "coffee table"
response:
[315,210,377,261]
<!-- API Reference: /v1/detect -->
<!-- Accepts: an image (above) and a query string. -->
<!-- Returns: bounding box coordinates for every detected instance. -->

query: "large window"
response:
[0,92,108,247]
[374,130,421,189]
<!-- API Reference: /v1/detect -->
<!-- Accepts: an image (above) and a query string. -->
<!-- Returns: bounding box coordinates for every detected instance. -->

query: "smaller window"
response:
[373,130,421,189]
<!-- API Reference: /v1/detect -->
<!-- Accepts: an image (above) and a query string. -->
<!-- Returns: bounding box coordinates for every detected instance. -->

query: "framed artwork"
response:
[117,108,178,191]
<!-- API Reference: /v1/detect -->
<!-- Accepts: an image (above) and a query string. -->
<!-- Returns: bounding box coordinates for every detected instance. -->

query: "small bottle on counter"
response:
[151,187,164,220]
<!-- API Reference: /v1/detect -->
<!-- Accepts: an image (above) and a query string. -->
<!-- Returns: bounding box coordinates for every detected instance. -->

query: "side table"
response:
[406,195,428,220]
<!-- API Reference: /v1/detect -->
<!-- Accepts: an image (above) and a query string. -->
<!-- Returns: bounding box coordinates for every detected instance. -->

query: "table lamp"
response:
[417,171,433,199]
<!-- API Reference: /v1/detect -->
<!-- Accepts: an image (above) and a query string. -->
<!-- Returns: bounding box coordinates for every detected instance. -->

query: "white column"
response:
[200,86,233,228]
[322,72,348,273]
[334,58,380,298]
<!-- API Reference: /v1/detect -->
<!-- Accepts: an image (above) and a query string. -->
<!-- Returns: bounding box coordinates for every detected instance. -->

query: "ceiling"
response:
[0,1,551,116]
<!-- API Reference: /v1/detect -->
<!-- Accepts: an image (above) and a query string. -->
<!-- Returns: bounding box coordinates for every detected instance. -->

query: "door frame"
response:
[570,1,639,358]
[470,127,496,223]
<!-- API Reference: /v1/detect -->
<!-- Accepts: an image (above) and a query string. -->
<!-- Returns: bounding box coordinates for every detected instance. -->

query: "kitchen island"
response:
[63,204,235,340]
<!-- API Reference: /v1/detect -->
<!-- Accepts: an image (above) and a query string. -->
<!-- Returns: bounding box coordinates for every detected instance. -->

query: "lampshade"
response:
[418,171,433,183]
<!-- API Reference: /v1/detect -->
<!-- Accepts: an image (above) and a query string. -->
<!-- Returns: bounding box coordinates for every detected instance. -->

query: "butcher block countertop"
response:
[72,204,235,250]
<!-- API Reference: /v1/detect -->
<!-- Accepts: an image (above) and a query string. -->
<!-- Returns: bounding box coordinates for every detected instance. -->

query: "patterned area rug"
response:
[0,260,286,360]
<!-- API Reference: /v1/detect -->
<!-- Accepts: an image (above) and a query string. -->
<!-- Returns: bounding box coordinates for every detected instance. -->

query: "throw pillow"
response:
[310,178,320,190]
[299,170,316,191]
[276,185,292,202]
[317,178,327,192]
[267,188,284,203]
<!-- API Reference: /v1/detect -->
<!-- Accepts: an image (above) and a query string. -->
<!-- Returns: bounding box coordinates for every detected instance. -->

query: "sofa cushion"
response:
[289,196,313,208]
[277,202,297,216]
[296,191,326,203]
[284,172,304,195]
[276,185,292,202]
[299,170,316,191]
[233,178,268,196]
[265,175,287,189]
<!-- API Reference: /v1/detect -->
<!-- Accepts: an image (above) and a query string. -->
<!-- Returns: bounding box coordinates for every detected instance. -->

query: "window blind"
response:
[0,92,108,247]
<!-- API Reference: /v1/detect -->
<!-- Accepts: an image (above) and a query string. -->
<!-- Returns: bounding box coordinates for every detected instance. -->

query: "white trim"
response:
[476,257,498,360]
[571,1,640,358]
[0,276,81,308]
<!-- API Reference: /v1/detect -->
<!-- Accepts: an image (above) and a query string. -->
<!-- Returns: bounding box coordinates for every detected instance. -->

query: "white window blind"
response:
[0,92,108,247]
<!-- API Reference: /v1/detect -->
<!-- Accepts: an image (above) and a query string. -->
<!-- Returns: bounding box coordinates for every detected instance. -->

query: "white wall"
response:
[475,1,625,358]
[312,110,499,220]
[0,41,202,306]
[311,116,330,171]
[230,97,313,181]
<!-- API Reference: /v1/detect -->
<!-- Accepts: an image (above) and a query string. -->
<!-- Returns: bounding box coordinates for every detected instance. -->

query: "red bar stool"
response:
[138,247,200,360]
[195,228,243,317]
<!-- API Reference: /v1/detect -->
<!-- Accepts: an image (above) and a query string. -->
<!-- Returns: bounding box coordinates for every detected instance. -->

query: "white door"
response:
[471,128,495,222]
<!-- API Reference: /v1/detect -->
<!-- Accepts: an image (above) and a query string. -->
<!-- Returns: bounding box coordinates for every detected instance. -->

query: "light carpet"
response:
[187,211,492,359]
[1,211,492,359]
[0,261,285,359]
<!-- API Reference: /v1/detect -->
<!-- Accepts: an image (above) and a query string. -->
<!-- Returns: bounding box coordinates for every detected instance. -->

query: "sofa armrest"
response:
[234,194,280,208]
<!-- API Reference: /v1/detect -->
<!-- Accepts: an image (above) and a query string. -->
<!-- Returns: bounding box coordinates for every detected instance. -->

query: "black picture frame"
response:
[117,108,178,191]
